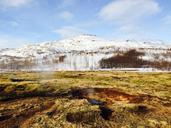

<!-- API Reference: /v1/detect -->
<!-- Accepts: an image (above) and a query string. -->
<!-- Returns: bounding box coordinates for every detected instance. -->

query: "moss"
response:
[0,71,171,101]
[0,71,171,127]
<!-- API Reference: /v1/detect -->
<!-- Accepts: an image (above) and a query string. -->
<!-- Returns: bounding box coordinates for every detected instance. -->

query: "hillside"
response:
[0,35,171,71]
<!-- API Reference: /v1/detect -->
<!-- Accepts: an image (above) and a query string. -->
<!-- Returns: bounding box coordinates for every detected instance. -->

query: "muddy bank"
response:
[70,87,166,104]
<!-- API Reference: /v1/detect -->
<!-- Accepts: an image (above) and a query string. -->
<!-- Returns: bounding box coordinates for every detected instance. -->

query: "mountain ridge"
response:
[0,34,171,58]
[0,35,171,71]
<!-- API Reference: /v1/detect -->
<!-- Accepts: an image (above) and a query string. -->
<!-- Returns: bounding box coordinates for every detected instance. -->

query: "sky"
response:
[0,0,171,48]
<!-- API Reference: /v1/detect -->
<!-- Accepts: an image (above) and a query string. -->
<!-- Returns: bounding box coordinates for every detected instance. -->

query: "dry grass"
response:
[1,71,171,99]
[0,71,171,127]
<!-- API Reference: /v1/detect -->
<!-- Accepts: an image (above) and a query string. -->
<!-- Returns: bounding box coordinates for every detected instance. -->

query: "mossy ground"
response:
[0,71,171,128]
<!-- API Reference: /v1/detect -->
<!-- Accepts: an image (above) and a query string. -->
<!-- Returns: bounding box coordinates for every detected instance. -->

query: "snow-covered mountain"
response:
[0,34,171,71]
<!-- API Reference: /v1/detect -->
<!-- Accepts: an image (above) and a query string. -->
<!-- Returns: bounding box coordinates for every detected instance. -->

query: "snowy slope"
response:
[0,34,171,71]
[1,34,170,58]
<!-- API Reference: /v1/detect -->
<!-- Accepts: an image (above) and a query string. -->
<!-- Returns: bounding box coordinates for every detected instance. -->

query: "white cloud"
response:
[119,25,139,33]
[0,35,28,48]
[0,0,33,8]
[9,21,19,27]
[53,26,84,38]
[98,0,160,39]
[58,0,78,9]
[99,0,160,24]
[0,20,19,27]
[61,0,77,7]
[58,11,74,21]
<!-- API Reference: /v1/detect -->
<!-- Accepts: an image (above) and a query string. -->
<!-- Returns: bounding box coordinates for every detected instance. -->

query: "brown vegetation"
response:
[100,49,146,68]
[0,54,66,70]
[100,49,171,70]
[0,71,170,127]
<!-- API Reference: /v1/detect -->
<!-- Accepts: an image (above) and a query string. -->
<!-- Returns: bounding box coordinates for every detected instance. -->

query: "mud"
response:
[70,87,156,104]
[0,97,55,128]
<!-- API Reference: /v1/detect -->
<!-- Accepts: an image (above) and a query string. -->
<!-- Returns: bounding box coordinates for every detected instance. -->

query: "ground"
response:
[0,71,171,128]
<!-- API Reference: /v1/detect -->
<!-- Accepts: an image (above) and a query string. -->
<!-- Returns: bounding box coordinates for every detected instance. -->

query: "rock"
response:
[0,113,11,121]
[99,105,113,120]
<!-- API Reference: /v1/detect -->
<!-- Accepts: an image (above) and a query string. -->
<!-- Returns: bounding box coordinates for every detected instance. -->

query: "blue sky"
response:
[0,0,171,48]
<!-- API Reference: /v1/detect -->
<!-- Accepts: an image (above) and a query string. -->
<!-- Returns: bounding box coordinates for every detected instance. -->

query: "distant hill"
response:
[0,34,171,71]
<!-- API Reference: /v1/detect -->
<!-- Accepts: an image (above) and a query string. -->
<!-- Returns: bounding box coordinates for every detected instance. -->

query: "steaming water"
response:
[32,53,113,71]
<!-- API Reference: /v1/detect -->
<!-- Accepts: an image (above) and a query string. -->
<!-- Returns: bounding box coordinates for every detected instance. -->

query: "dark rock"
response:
[129,105,149,114]
[99,106,113,120]
[137,105,149,113]
[0,113,11,121]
